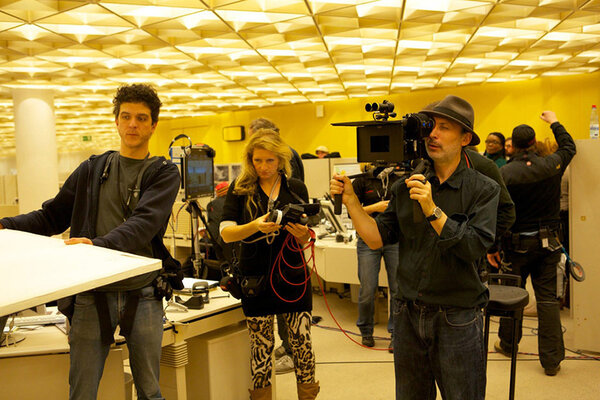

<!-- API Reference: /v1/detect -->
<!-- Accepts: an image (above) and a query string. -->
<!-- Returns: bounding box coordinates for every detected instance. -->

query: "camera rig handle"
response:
[333,171,371,215]
[410,159,431,223]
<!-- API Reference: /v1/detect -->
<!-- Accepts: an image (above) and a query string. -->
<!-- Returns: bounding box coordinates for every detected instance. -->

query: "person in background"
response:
[332,95,500,399]
[494,111,576,377]
[483,131,507,168]
[315,145,330,158]
[534,139,551,157]
[248,117,304,374]
[0,84,181,400]
[505,137,515,160]
[352,164,401,351]
[220,130,319,399]
[249,118,304,182]
[204,181,235,264]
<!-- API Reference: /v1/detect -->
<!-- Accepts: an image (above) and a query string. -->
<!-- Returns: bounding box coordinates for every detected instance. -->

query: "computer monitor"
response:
[320,200,347,234]
[332,162,362,177]
[183,147,214,200]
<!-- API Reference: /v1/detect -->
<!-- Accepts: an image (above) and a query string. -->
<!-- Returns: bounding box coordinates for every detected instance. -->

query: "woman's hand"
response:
[255,213,281,234]
[285,219,311,244]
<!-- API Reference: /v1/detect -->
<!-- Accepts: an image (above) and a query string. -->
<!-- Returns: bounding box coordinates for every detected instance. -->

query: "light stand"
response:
[187,200,209,279]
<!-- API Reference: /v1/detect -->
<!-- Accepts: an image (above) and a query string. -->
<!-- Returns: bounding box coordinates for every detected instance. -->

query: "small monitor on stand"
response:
[183,147,215,201]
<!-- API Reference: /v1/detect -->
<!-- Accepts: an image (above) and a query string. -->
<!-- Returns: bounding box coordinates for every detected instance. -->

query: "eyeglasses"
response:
[485,139,501,145]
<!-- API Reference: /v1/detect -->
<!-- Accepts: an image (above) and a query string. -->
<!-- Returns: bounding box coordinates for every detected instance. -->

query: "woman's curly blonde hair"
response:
[233,129,292,217]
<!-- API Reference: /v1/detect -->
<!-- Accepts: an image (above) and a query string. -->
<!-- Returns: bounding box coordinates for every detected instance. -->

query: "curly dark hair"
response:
[112,84,162,124]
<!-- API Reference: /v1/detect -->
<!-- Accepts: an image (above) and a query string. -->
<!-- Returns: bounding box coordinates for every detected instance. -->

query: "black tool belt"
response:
[502,227,561,253]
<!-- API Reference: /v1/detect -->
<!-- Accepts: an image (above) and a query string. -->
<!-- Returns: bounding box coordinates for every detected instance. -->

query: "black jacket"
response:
[376,158,500,308]
[290,147,305,182]
[465,149,515,252]
[221,175,311,316]
[500,122,575,232]
[0,151,180,277]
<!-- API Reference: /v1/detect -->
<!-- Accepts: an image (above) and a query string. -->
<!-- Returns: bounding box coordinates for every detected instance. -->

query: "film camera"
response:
[266,203,321,226]
[331,100,436,215]
[332,100,435,164]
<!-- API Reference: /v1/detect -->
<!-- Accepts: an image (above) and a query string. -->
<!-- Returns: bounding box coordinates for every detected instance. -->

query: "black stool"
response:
[483,274,529,400]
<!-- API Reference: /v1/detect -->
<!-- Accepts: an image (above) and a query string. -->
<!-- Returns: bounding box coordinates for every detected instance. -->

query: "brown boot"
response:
[249,385,272,400]
[297,381,320,400]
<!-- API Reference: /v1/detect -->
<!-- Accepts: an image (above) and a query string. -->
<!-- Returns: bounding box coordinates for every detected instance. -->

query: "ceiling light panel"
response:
[0,0,599,154]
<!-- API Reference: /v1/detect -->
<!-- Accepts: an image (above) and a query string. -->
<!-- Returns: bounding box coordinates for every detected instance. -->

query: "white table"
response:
[157,289,251,400]
[314,236,389,287]
[0,229,164,400]
[0,291,250,400]
[0,325,126,399]
[1,229,162,316]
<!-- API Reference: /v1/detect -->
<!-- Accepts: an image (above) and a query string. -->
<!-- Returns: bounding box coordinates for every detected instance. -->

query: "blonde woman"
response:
[220,130,319,400]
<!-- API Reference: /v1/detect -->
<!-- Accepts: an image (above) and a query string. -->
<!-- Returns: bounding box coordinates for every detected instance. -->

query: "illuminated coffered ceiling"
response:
[0,0,599,154]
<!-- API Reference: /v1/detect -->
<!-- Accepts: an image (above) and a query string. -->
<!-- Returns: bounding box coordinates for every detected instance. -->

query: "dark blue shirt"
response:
[376,158,500,308]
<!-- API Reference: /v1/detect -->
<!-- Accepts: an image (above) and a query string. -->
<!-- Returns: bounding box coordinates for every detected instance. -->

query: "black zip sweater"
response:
[500,122,576,233]
[0,151,180,270]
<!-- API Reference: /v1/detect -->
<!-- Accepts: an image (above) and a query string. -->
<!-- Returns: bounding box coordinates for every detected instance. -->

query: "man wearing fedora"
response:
[331,95,500,399]
[494,111,576,376]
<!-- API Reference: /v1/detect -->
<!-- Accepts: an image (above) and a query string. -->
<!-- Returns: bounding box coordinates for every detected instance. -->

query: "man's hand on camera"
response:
[330,173,358,206]
[255,213,280,234]
[285,220,311,243]
[64,237,93,245]
[406,174,435,216]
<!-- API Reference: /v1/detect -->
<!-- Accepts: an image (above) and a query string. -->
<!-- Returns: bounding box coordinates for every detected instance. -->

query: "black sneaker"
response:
[544,365,561,376]
[362,336,375,347]
[494,340,512,358]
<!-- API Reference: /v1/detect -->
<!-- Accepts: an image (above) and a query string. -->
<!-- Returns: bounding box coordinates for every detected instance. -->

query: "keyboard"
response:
[12,314,67,327]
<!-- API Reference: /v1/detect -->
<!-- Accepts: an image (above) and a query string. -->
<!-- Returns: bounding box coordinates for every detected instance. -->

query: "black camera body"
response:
[267,203,321,226]
[332,101,434,165]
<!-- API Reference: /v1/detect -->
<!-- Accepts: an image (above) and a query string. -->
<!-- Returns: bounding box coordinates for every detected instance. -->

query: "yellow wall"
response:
[150,71,600,163]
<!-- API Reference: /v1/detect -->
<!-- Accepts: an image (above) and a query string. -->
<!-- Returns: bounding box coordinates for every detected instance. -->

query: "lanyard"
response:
[116,152,149,221]
[266,174,281,213]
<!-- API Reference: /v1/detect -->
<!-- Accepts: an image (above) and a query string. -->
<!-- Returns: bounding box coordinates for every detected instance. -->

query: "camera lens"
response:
[365,103,378,112]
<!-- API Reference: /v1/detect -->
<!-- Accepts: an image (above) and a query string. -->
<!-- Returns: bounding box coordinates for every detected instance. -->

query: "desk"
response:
[0,291,250,400]
[158,289,251,400]
[314,236,389,287]
[0,325,127,399]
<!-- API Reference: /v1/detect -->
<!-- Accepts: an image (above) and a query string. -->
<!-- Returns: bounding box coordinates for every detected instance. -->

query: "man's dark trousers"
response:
[392,299,486,400]
[498,237,565,370]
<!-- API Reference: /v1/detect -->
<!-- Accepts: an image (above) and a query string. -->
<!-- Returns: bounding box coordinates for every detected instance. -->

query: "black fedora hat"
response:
[420,95,480,146]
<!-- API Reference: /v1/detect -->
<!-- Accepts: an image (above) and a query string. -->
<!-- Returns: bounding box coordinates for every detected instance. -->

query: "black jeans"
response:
[498,239,565,369]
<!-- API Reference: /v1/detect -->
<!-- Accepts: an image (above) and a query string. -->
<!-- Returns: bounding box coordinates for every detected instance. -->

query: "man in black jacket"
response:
[494,111,576,376]
[0,84,180,399]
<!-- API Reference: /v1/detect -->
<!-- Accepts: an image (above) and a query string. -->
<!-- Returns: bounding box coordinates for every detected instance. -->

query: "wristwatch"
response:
[426,206,443,221]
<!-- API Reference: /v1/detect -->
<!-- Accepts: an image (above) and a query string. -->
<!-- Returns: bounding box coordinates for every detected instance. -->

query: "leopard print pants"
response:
[246,311,316,389]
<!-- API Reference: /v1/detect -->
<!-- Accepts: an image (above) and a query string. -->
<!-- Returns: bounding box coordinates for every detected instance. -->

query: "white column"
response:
[12,89,59,214]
